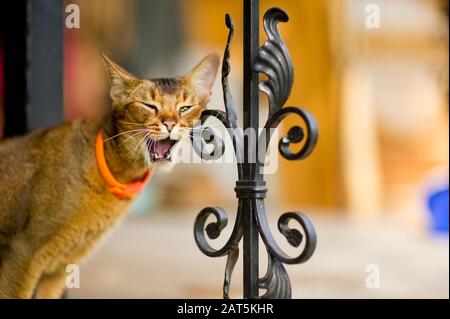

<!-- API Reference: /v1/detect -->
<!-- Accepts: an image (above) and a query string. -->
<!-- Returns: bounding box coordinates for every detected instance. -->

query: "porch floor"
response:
[67,209,449,299]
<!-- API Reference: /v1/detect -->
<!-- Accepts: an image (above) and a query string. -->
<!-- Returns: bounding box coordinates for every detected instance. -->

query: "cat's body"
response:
[0,118,132,298]
[0,53,219,298]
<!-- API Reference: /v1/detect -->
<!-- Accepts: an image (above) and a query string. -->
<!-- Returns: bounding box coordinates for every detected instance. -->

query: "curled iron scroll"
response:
[254,8,293,115]
[193,206,242,258]
[253,7,318,299]
[253,201,316,265]
[259,106,318,162]
[192,13,243,298]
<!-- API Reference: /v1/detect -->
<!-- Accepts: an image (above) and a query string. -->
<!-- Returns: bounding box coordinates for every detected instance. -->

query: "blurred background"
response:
[0,0,448,298]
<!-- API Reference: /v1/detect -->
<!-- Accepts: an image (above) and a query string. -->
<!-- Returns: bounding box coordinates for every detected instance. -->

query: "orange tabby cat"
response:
[0,53,219,298]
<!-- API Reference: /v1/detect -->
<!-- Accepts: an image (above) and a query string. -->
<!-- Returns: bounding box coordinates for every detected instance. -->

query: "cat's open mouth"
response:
[148,138,179,161]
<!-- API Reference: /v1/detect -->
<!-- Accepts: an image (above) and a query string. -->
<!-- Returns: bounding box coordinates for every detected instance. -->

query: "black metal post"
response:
[1,0,63,137]
[242,0,260,299]
[193,0,319,299]
[27,0,64,132]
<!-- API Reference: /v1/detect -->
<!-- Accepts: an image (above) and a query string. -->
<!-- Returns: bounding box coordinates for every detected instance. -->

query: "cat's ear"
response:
[100,52,137,102]
[185,54,220,101]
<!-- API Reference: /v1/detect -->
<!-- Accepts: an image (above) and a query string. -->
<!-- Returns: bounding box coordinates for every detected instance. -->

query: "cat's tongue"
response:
[153,139,175,159]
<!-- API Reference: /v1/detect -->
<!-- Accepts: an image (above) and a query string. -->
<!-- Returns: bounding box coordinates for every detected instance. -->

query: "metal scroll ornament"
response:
[192,8,318,299]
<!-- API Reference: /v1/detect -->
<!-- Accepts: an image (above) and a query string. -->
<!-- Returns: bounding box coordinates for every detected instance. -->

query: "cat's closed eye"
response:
[179,105,193,113]
[140,102,158,112]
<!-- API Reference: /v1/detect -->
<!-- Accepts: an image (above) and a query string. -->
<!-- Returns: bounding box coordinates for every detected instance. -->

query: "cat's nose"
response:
[163,119,176,132]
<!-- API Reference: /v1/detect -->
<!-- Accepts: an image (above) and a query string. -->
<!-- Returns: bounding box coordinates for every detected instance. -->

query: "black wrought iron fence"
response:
[191,0,318,299]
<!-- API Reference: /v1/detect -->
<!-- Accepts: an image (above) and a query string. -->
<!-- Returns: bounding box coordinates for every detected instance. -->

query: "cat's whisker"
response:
[144,136,154,170]
[117,121,148,127]
[132,132,150,156]
[131,132,153,166]
[120,130,149,145]
[103,129,148,143]
[142,139,149,171]
[189,126,205,131]
[140,134,153,157]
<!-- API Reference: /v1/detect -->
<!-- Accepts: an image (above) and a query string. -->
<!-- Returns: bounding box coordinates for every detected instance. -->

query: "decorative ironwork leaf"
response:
[222,14,238,128]
[259,253,291,299]
[254,8,293,115]
[223,245,239,299]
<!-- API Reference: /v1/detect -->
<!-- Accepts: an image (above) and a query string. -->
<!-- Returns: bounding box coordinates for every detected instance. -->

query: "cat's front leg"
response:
[0,240,47,298]
[0,254,42,299]
[33,270,67,299]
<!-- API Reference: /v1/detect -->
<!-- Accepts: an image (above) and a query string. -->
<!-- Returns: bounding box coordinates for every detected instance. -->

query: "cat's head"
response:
[101,53,220,172]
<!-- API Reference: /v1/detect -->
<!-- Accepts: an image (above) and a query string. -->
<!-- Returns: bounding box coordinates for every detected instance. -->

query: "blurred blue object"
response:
[427,186,449,235]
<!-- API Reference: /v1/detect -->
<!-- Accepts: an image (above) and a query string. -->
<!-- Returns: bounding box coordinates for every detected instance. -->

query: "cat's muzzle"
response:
[148,137,180,161]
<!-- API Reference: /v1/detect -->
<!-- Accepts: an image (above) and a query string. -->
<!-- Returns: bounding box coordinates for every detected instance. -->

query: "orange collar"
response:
[96,130,152,199]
